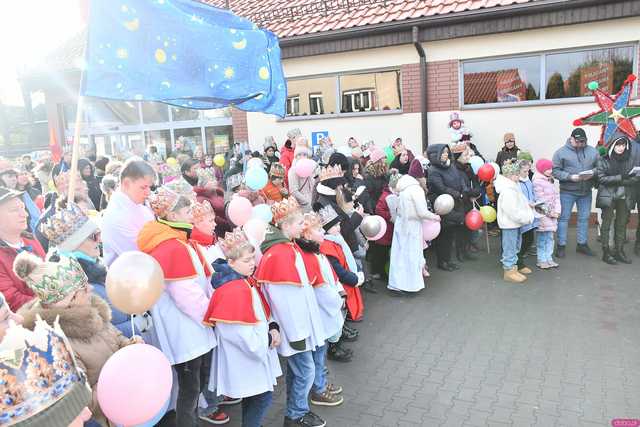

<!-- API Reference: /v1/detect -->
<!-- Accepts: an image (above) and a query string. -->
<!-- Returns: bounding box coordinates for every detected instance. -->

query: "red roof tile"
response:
[204,0,539,38]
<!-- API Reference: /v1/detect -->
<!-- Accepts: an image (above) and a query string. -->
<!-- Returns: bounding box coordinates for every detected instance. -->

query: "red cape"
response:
[255,242,303,286]
[203,278,270,326]
[298,250,325,287]
[320,240,364,321]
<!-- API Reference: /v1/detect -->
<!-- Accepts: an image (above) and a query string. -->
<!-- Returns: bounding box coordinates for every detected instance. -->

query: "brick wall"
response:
[231,107,248,142]
[401,60,459,113]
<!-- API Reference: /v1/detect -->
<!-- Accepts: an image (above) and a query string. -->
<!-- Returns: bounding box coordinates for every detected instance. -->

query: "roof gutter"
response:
[412,26,428,153]
[279,0,606,46]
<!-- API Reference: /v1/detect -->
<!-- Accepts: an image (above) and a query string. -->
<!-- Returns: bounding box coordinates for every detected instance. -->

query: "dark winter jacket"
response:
[454,161,481,213]
[495,145,519,169]
[552,139,599,196]
[426,144,467,226]
[211,259,245,289]
[78,158,103,210]
[595,148,639,209]
[316,184,363,253]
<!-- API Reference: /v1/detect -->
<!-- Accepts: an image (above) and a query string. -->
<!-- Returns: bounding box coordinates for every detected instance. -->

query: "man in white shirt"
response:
[101,159,156,266]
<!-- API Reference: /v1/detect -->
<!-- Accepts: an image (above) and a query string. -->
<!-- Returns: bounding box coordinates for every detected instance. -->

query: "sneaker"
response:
[548,260,559,268]
[555,245,566,258]
[218,396,242,406]
[576,243,595,256]
[325,383,343,394]
[284,412,326,427]
[199,409,230,425]
[518,266,533,274]
[310,390,344,406]
[536,262,551,269]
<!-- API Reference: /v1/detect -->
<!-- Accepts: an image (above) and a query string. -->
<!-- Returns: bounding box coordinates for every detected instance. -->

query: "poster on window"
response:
[213,135,229,153]
[579,63,613,96]
[496,70,527,102]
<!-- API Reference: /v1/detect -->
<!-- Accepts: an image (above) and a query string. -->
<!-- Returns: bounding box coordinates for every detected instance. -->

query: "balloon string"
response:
[131,315,136,337]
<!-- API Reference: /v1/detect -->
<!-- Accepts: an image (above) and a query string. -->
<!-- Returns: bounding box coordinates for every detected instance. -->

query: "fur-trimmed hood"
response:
[20,295,112,341]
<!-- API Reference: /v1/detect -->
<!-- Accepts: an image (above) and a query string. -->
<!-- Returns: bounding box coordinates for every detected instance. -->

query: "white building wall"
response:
[246,17,640,160]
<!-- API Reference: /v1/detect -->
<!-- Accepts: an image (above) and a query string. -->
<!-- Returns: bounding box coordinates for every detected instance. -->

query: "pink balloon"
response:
[371,216,388,241]
[422,219,441,241]
[243,218,268,246]
[97,344,172,426]
[295,158,317,178]
[228,196,253,226]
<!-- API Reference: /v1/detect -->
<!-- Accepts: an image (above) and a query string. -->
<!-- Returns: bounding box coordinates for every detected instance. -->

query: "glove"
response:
[356,272,365,287]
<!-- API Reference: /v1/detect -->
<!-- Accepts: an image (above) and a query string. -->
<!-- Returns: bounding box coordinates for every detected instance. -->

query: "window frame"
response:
[309,93,324,115]
[459,42,639,110]
[286,95,301,116]
[279,67,403,121]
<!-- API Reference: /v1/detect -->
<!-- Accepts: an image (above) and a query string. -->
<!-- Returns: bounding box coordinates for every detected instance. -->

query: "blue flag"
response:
[82,0,287,117]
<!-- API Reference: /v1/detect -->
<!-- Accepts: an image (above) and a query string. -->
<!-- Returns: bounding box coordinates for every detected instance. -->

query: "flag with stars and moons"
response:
[81,0,287,117]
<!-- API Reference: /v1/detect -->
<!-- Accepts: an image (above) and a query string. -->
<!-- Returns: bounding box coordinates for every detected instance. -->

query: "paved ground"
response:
[219,230,640,427]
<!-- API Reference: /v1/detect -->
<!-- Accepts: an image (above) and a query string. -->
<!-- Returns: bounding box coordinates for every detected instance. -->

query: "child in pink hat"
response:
[532,158,561,269]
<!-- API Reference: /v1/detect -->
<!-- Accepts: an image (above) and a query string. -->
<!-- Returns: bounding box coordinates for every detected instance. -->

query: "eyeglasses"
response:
[89,232,101,242]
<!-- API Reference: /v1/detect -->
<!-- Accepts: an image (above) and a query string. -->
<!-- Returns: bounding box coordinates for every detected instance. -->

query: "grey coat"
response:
[552,139,599,196]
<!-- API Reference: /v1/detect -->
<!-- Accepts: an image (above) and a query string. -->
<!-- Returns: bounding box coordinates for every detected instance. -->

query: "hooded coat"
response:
[78,158,102,210]
[495,144,519,169]
[426,144,467,226]
[19,296,130,427]
[595,143,640,209]
[532,172,561,232]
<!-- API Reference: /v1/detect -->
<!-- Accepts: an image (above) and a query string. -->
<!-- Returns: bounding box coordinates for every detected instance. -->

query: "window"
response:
[174,128,202,154]
[463,56,540,104]
[205,125,233,154]
[202,108,232,119]
[339,70,400,113]
[85,100,140,127]
[30,91,47,122]
[145,130,171,158]
[545,46,634,99]
[286,96,300,116]
[141,102,169,123]
[462,44,636,106]
[309,94,324,115]
[171,106,200,121]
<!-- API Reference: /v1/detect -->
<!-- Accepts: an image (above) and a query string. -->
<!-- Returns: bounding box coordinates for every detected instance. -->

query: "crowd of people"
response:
[0,120,638,427]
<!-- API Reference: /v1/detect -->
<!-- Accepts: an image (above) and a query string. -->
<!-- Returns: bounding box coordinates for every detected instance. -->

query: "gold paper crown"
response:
[219,227,253,258]
[190,199,214,222]
[319,164,344,182]
[271,197,301,224]
[39,202,90,247]
[148,186,183,218]
[165,178,196,201]
[302,212,323,232]
[449,142,468,154]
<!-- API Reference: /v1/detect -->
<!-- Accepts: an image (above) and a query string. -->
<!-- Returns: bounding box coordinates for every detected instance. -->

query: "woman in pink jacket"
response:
[532,159,561,269]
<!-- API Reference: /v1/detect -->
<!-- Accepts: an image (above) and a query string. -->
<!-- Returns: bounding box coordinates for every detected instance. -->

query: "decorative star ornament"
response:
[573,74,640,146]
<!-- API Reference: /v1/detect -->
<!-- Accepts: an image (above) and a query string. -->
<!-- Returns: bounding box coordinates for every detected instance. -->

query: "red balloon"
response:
[465,210,484,231]
[477,163,496,182]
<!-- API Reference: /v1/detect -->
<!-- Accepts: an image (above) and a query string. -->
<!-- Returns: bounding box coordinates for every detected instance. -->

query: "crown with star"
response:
[271,197,301,224]
[0,315,91,425]
[219,228,253,259]
[319,164,344,182]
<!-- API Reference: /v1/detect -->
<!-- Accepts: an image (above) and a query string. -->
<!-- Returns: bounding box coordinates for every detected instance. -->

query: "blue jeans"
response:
[311,343,328,394]
[241,391,273,427]
[558,192,592,246]
[285,351,315,419]
[198,387,220,417]
[501,228,522,270]
[536,231,555,263]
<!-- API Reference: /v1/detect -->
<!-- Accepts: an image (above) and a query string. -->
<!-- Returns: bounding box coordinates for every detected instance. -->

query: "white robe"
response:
[388,175,439,292]
[261,249,326,357]
[313,254,345,341]
[211,286,282,398]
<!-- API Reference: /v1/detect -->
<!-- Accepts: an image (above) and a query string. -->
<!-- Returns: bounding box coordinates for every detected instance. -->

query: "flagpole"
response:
[67,95,85,204]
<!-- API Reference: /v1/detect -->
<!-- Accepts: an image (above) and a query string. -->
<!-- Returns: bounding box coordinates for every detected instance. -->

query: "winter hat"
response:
[503,132,515,143]
[0,317,92,426]
[536,159,553,174]
[517,151,533,163]
[14,252,89,306]
[369,148,386,164]
[501,159,521,177]
[40,202,99,252]
[408,158,425,179]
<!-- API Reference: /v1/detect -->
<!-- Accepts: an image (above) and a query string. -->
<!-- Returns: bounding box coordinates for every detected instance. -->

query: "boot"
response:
[327,342,353,363]
[360,279,377,294]
[602,247,617,265]
[614,245,632,264]
[503,267,527,283]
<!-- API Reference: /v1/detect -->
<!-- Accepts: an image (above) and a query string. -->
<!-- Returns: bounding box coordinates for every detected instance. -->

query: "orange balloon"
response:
[106,252,165,315]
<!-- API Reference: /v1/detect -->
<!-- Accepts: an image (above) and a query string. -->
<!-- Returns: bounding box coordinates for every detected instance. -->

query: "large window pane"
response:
[171,106,200,121]
[141,102,169,123]
[202,108,231,119]
[205,125,233,154]
[286,77,337,116]
[145,130,171,159]
[463,57,540,104]
[30,91,47,122]
[545,46,634,99]
[86,100,140,127]
[339,70,401,113]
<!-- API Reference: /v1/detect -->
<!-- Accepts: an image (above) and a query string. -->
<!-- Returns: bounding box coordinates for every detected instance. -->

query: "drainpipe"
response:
[412,26,428,153]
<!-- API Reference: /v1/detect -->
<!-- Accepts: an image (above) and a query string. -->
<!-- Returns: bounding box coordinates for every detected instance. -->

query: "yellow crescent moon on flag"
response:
[123,18,139,31]
[232,39,247,50]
